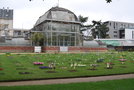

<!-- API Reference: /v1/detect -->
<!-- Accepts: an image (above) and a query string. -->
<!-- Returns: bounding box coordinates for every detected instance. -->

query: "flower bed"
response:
[0,68,3,71]
[105,62,114,69]
[119,59,127,62]
[39,66,52,69]
[33,62,44,65]
[89,64,99,70]
[96,59,104,63]
[0,52,134,81]
[19,72,32,74]
[119,59,127,64]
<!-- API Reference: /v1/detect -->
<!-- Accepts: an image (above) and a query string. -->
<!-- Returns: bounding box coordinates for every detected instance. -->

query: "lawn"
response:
[0,78,134,90]
[0,52,134,81]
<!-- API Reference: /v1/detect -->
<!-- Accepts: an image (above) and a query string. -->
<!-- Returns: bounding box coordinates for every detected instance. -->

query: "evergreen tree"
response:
[91,20,109,39]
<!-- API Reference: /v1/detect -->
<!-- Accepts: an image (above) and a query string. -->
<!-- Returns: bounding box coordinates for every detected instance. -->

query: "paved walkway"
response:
[0,74,134,86]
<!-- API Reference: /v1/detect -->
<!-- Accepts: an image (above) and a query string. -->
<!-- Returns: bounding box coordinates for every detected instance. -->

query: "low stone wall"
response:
[0,46,34,53]
[42,46,107,53]
[42,46,60,53]
[0,46,107,53]
[69,47,107,52]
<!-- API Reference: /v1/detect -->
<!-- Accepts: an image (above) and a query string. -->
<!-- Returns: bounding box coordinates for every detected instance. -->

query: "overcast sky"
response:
[0,0,134,29]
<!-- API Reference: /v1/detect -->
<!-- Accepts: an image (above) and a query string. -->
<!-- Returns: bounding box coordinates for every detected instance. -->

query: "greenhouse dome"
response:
[35,7,79,26]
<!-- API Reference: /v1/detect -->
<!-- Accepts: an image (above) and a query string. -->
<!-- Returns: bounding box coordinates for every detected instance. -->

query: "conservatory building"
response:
[32,6,82,46]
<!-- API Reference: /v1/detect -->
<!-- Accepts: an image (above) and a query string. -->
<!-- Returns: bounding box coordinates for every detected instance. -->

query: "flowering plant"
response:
[105,62,113,69]
[118,58,126,64]
[39,66,51,69]
[33,62,44,65]
[119,59,126,62]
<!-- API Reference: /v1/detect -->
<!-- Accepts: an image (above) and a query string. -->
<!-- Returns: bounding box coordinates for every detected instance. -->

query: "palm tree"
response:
[31,32,45,46]
[78,15,88,26]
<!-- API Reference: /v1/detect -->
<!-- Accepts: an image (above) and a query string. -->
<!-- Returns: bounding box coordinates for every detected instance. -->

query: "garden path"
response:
[0,74,134,86]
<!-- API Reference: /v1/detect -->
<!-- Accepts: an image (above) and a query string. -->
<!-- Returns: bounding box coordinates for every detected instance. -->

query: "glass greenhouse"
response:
[32,6,82,46]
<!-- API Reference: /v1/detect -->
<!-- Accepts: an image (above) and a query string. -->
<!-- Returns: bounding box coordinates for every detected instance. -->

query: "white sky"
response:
[0,0,134,29]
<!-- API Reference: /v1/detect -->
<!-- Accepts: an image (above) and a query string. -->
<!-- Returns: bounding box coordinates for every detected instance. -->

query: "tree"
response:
[106,0,112,3]
[31,32,45,46]
[91,20,109,39]
[78,15,92,41]
[78,15,96,41]
[78,15,88,31]
[78,15,88,25]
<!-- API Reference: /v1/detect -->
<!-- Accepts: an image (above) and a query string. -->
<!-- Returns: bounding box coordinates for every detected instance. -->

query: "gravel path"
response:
[0,74,134,86]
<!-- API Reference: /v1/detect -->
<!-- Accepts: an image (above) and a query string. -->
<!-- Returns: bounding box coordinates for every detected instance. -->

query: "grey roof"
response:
[83,41,99,47]
[35,6,79,26]
[0,8,13,20]
[48,7,76,15]
[47,6,78,20]
[95,39,134,46]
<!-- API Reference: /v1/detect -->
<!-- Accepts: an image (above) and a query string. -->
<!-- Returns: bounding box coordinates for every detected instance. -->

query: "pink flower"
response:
[119,59,126,62]
[33,62,44,65]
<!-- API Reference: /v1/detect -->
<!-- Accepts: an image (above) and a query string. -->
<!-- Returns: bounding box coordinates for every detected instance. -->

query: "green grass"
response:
[0,52,134,81]
[0,78,134,90]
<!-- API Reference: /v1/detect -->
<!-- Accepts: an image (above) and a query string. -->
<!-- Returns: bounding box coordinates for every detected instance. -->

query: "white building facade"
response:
[125,29,134,39]
[106,21,134,39]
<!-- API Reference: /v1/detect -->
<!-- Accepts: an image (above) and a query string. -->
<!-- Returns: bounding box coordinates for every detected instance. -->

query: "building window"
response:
[116,23,118,26]
[114,31,117,33]
[132,31,134,39]
[124,25,126,28]
[113,22,116,29]
[6,14,8,16]
[48,25,51,30]
[52,26,56,30]
[120,24,123,28]
[18,31,21,35]
[128,24,130,28]
[114,35,117,38]
[109,22,111,26]
[5,24,8,29]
